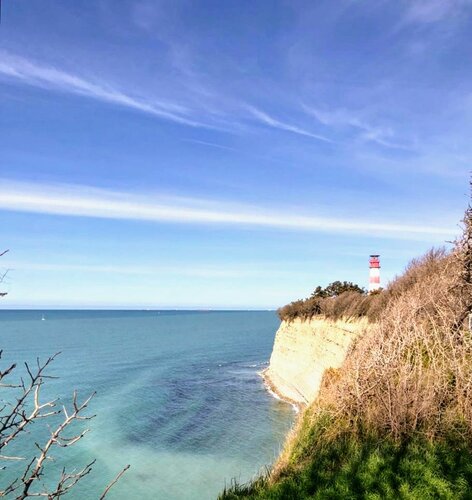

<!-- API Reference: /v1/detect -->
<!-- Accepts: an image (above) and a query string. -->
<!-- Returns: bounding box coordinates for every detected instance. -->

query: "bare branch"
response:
[0,351,128,498]
[17,391,96,498]
[99,465,131,500]
[0,454,24,461]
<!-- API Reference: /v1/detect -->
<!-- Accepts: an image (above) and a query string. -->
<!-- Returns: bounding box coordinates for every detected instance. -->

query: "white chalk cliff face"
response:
[264,317,368,405]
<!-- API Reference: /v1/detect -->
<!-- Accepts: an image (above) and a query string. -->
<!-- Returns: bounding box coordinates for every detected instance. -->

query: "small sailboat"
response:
[41,314,46,321]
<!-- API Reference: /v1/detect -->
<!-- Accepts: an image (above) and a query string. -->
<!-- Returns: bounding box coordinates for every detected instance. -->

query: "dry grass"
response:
[257,245,472,492]
[284,246,472,455]
[277,282,387,323]
[272,247,472,470]
[277,249,456,324]
[221,205,472,498]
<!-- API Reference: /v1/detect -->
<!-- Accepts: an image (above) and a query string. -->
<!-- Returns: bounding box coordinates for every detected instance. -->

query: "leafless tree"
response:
[0,249,10,298]
[0,251,129,497]
[0,354,130,498]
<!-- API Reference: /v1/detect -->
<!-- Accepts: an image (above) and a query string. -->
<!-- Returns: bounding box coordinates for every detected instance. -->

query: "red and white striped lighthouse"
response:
[369,255,381,292]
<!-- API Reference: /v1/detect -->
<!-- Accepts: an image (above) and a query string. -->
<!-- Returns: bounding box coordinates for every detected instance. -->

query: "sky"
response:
[0,0,471,309]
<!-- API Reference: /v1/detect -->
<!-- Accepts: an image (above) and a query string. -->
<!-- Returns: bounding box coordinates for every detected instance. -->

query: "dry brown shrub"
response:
[277,249,455,326]
[315,248,472,442]
[364,291,387,321]
[277,297,322,321]
[278,290,389,323]
[273,204,472,480]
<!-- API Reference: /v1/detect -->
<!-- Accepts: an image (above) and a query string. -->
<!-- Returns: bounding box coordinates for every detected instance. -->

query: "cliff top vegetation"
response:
[222,190,472,499]
[277,255,445,323]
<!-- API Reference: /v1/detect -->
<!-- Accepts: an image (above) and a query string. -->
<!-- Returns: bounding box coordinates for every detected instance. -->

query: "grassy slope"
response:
[220,433,472,499]
[220,241,472,499]
[220,408,472,499]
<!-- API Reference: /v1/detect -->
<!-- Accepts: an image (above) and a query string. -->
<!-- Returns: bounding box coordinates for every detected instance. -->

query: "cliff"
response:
[220,242,472,499]
[263,316,368,405]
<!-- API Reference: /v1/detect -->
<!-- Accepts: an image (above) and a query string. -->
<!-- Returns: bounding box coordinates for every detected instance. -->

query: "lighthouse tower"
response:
[369,255,381,292]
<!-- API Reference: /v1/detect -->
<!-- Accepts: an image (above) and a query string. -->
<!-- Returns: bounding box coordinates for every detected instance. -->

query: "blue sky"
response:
[0,0,470,308]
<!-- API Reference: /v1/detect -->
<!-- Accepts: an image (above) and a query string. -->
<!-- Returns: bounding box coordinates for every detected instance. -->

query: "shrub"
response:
[312,281,365,298]
[278,288,380,322]
[277,249,450,323]
[314,247,472,443]
[224,191,472,499]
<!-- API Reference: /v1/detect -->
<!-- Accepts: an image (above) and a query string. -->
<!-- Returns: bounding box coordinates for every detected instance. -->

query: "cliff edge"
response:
[263,317,368,405]
[220,229,472,498]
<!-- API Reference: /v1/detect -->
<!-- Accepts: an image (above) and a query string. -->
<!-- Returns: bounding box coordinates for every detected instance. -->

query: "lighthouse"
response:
[369,255,381,292]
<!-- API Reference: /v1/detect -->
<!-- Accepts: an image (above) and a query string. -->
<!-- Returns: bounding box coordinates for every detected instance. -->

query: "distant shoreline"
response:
[0,308,277,312]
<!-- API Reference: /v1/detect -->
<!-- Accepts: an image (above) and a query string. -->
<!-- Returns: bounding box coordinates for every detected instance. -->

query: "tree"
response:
[0,250,129,497]
[311,285,328,299]
[0,353,130,498]
[0,249,9,298]
[311,281,365,298]
[454,181,472,331]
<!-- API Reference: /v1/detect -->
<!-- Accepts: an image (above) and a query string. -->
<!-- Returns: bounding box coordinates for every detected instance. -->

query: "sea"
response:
[0,310,295,499]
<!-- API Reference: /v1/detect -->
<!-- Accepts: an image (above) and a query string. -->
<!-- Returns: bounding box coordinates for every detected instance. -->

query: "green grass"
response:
[219,431,472,499]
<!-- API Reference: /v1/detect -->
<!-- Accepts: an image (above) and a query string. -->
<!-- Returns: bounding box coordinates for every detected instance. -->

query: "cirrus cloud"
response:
[0,179,456,239]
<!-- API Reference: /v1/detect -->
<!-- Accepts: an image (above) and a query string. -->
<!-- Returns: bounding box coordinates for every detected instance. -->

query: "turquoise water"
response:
[0,310,294,499]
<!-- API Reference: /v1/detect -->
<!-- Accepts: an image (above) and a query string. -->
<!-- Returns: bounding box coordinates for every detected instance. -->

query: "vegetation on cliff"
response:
[277,279,384,322]
[221,200,472,499]
[277,250,454,323]
[277,287,383,323]
[221,428,472,499]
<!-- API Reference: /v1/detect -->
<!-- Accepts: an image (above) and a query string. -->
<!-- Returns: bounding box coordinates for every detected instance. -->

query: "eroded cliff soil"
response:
[264,317,368,405]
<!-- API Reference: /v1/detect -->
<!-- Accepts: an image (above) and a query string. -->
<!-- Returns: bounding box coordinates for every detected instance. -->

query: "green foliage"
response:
[277,280,382,322]
[277,290,385,323]
[312,281,366,298]
[219,432,472,499]
[224,201,472,499]
[224,242,472,499]
[277,250,448,323]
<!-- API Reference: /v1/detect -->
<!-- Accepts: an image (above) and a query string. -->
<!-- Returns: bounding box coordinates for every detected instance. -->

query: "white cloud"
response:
[0,51,340,141]
[6,260,332,280]
[0,50,207,128]
[304,105,412,150]
[6,261,259,279]
[304,107,361,129]
[403,0,471,24]
[0,180,456,239]
[182,138,238,152]
[246,105,333,143]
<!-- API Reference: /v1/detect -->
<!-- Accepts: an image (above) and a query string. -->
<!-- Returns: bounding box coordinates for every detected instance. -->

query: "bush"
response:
[312,281,366,298]
[277,290,380,322]
[220,425,472,500]
[277,250,449,323]
[224,197,472,499]
[277,246,470,441]
[316,249,472,442]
